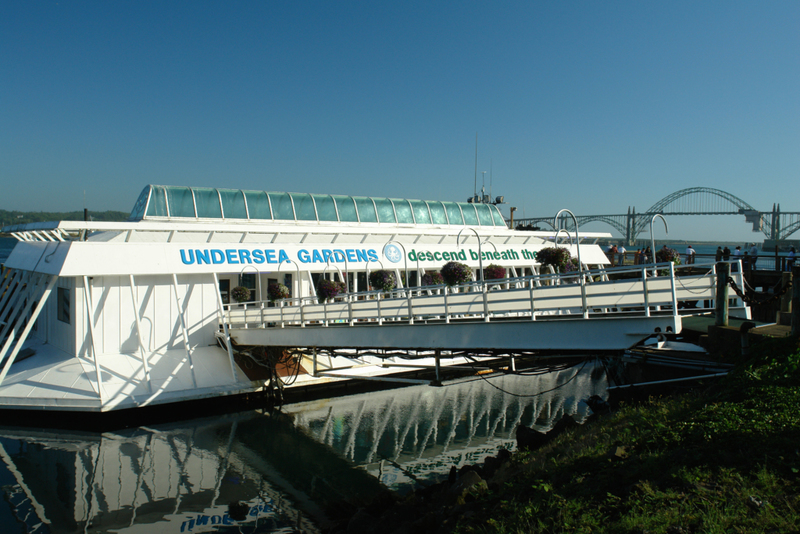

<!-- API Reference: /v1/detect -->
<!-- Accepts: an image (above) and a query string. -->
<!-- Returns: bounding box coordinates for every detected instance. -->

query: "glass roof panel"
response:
[291,193,317,221]
[354,197,378,222]
[244,191,271,219]
[443,202,463,225]
[428,201,448,225]
[220,189,247,219]
[374,198,396,223]
[410,200,431,224]
[475,203,494,226]
[392,199,414,224]
[167,187,196,218]
[146,186,168,217]
[269,193,295,220]
[129,186,150,220]
[313,194,338,221]
[333,195,358,222]
[193,188,222,218]
[462,203,479,225]
[490,205,507,227]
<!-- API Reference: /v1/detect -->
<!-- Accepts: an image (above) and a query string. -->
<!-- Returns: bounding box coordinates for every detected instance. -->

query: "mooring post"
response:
[792,266,800,338]
[715,261,729,327]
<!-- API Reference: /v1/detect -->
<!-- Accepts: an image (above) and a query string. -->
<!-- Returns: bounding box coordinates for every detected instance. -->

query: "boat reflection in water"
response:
[0,359,607,533]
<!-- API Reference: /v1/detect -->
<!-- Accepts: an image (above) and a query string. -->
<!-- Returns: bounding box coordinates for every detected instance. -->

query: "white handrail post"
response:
[642,265,651,317]
[384,240,413,325]
[554,209,588,318]
[669,262,679,318]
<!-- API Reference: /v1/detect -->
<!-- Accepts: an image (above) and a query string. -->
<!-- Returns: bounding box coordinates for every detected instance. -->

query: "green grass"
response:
[453,337,800,534]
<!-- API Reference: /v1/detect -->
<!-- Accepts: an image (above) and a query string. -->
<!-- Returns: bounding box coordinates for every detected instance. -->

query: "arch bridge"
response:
[514,187,800,245]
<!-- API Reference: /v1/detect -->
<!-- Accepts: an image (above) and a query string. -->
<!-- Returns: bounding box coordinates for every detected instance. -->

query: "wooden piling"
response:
[715,262,729,327]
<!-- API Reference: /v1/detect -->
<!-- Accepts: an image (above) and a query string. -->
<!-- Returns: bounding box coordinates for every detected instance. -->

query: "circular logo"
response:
[384,244,402,263]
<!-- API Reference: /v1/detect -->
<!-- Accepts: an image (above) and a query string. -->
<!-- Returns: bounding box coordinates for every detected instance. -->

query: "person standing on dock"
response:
[787,247,796,271]
[723,246,731,261]
[618,244,626,266]
[749,243,759,268]
[715,247,723,262]
[685,245,695,265]
[733,246,742,272]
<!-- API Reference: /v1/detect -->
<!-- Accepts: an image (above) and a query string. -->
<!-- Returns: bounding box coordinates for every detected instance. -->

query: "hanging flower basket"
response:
[656,247,682,265]
[267,283,290,302]
[421,271,444,286]
[317,279,346,303]
[231,286,251,303]
[535,247,573,273]
[441,261,473,286]
[484,264,506,280]
[369,269,396,293]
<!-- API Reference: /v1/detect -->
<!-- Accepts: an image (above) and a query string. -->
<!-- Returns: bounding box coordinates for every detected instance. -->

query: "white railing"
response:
[222,261,744,330]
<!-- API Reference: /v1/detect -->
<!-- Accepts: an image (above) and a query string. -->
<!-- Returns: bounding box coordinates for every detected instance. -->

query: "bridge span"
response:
[513,187,800,245]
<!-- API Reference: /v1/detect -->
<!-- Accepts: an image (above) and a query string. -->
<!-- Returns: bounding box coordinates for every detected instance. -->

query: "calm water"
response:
[0,362,606,533]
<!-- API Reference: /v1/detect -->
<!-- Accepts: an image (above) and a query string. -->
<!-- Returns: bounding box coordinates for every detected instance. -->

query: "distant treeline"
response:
[0,209,130,227]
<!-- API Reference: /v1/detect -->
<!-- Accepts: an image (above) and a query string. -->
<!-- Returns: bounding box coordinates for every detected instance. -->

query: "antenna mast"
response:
[473,133,478,199]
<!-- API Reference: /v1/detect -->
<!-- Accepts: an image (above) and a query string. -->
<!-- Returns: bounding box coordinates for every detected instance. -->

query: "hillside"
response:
[0,209,130,227]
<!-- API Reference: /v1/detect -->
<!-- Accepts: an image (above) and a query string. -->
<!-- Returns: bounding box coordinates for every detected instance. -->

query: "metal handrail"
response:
[221,260,740,330]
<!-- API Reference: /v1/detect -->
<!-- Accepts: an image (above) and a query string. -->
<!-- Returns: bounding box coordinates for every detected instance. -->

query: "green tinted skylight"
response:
[130,185,508,228]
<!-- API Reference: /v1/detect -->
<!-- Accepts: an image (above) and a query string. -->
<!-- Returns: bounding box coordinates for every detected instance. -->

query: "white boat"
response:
[0,185,747,419]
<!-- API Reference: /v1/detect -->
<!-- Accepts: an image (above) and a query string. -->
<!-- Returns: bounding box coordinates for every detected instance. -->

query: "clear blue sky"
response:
[2,1,798,243]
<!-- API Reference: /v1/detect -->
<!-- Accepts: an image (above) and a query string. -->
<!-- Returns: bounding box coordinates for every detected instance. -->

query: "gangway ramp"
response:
[225,262,748,354]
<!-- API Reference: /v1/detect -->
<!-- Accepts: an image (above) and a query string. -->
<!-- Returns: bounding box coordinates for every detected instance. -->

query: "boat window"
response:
[244,191,271,219]
[374,198,396,223]
[462,204,479,225]
[475,203,494,226]
[392,199,414,224]
[167,187,196,218]
[490,205,507,227]
[146,186,169,217]
[428,201,448,225]
[220,189,248,219]
[313,195,338,221]
[269,193,295,220]
[410,200,431,224]
[333,195,358,222]
[291,193,317,221]
[193,188,223,218]
[57,287,70,324]
[129,186,150,220]
[354,197,378,222]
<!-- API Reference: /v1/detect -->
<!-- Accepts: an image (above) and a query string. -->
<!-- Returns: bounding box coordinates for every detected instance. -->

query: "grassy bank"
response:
[447,337,800,534]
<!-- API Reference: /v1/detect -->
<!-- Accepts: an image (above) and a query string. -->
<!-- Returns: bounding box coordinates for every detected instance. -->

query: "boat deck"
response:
[0,340,260,411]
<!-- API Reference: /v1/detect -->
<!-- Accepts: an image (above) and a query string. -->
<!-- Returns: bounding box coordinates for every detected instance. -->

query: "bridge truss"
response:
[514,187,800,245]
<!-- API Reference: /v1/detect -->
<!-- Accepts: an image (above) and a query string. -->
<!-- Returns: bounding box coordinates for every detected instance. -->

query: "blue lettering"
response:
[180,250,195,265]
[322,250,332,263]
[346,249,357,262]
[252,250,265,264]
[367,250,379,262]
[333,249,346,262]
[266,250,277,263]
[356,249,369,262]
[278,250,289,263]
[211,515,222,525]
[298,249,311,263]
[238,250,251,264]
[225,250,239,264]
[196,515,209,525]
[211,250,225,264]
[312,250,323,263]
[223,514,233,525]
[196,249,210,264]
